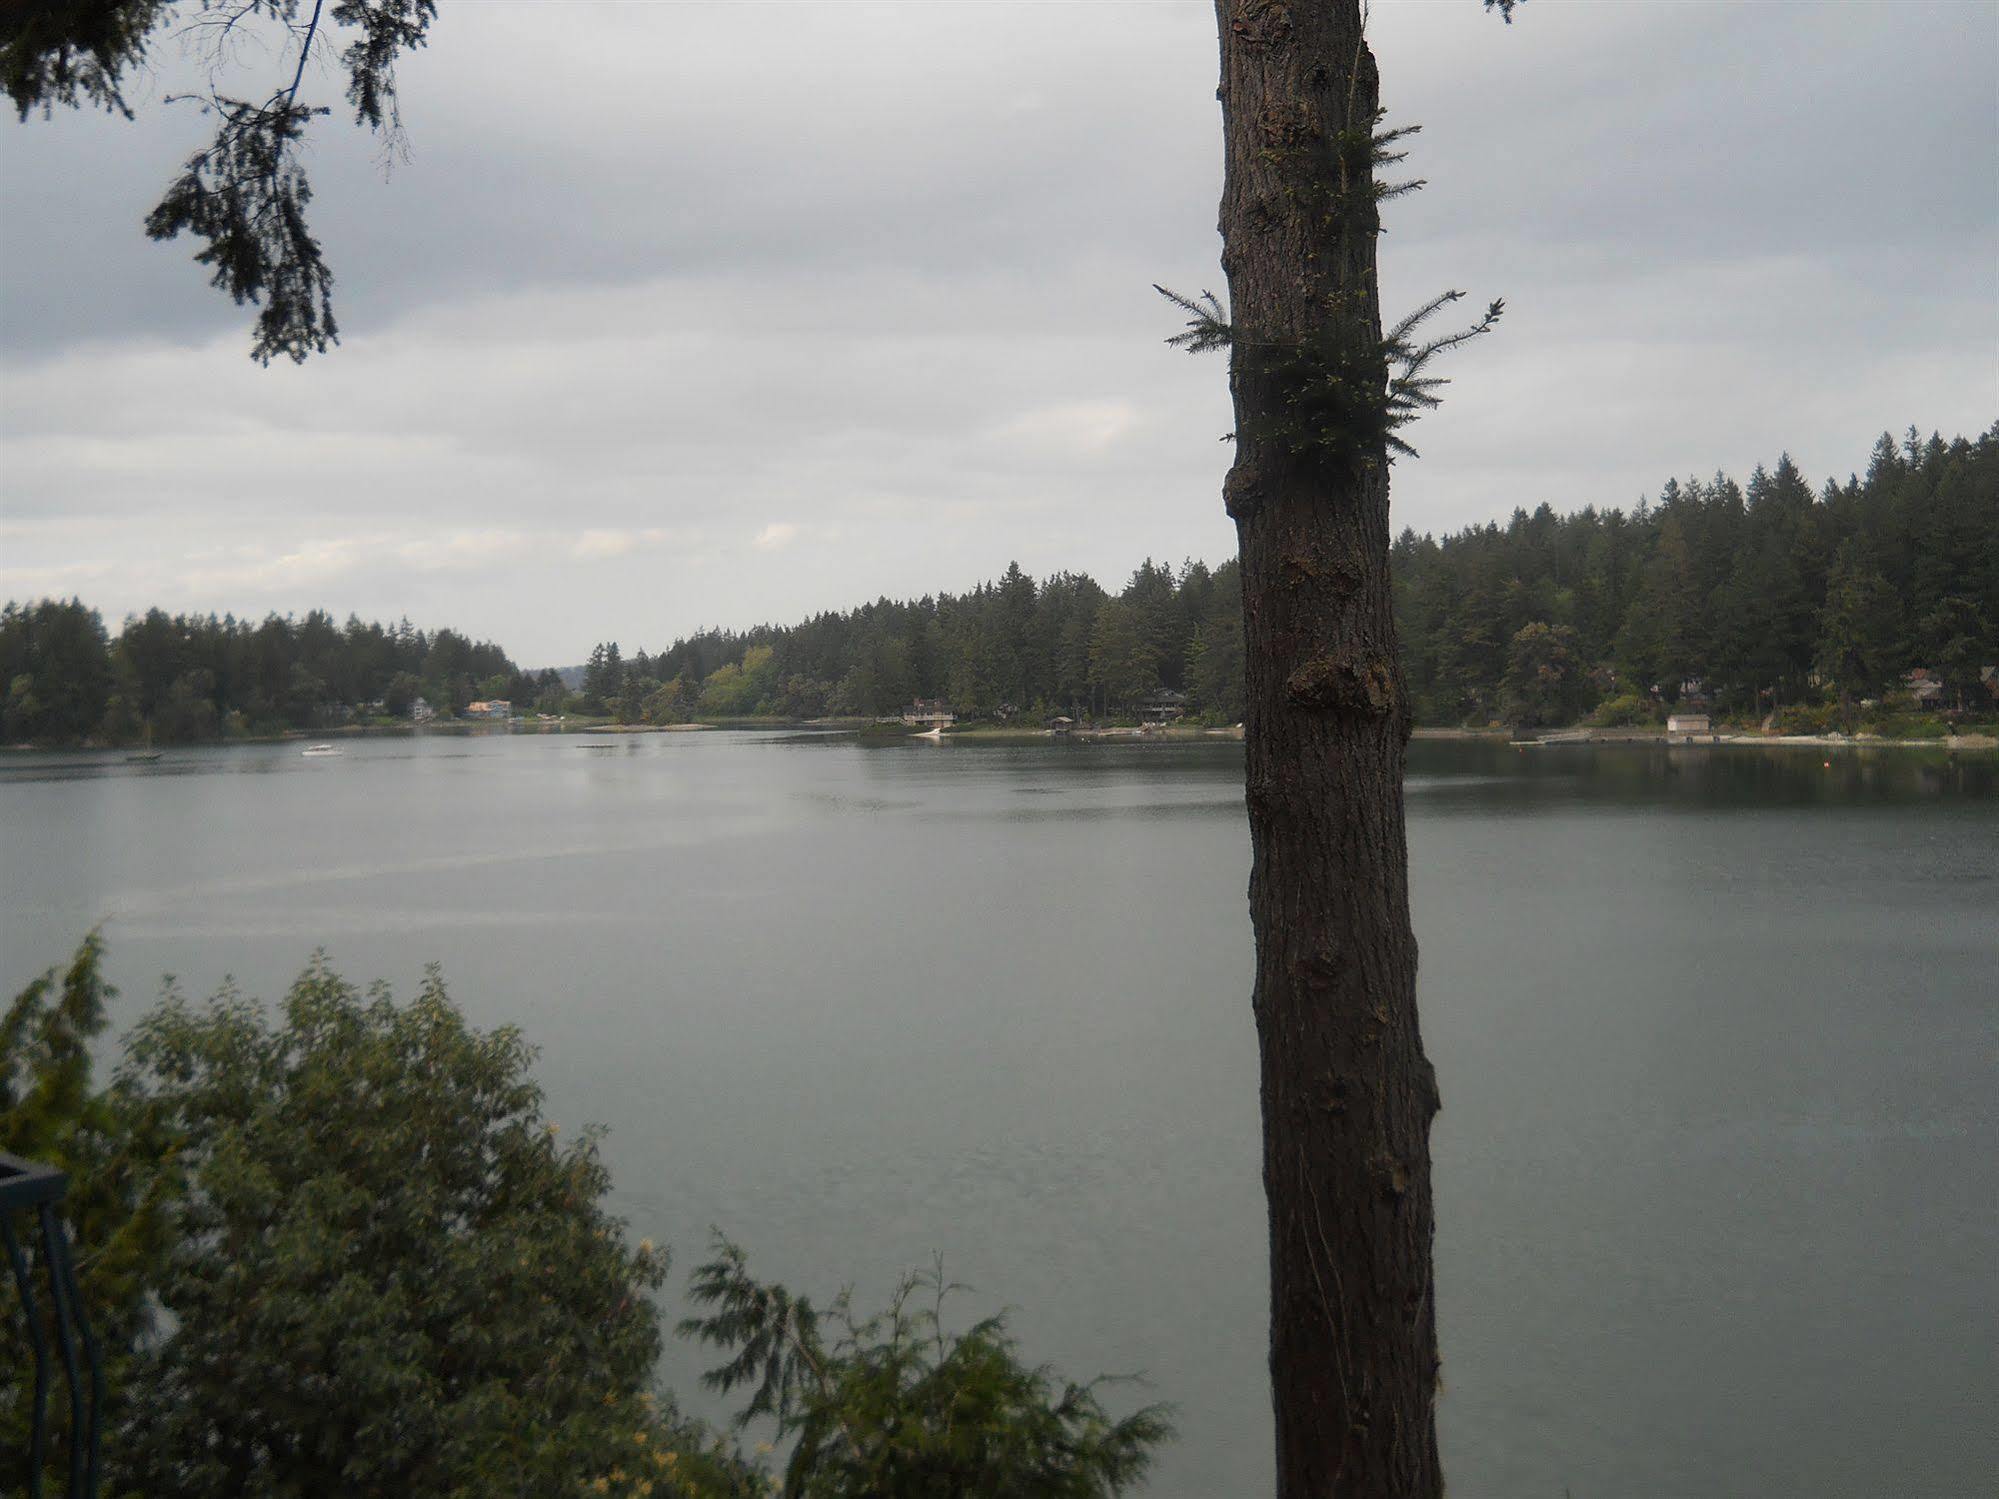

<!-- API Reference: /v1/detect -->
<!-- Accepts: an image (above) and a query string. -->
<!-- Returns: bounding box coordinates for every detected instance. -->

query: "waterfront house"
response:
[465,699,513,720]
[901,699,956,727]
[410,696,436,723]
[1141,689,1189,724]
[1666,712,1712,741]
[1902,670,1946,709]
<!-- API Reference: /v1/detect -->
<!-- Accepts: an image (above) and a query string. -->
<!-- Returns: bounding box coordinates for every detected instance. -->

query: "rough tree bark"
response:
[1213,3,1444,1495]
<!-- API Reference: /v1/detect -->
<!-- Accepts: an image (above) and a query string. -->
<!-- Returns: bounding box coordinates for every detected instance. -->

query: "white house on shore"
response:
[1666,712,1713,741]
[901,700,956,727]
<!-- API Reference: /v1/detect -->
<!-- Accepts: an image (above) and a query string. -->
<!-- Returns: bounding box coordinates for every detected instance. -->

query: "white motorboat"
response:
[301,743,341,758]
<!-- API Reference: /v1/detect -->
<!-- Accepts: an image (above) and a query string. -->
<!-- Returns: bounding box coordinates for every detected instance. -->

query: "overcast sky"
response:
[2,0,1993,666]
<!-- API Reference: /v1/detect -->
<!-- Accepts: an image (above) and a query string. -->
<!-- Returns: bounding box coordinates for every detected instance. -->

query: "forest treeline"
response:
[584,424,1997,729]
[4,425,1993,746]
[0,605,547,745]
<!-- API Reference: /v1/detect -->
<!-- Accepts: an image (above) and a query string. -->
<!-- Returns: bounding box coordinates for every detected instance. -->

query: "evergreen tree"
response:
[1087,600,1159,713]
[682,1237,1170,1498]
[1816,537,1901,712]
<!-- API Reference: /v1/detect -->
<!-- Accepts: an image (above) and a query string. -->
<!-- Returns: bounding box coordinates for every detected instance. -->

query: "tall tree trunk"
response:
[1213,3,1443,1495]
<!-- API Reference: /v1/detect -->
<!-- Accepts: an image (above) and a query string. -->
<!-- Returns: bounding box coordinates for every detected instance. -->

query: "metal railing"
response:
[1,1151,102,1499]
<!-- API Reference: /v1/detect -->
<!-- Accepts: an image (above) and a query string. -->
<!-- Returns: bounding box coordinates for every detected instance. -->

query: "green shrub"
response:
[683,1236,1173,1498]
[1586,693,1659,728]
[113,959,730,1497]
[9,941,1174,1499]
[1774,702,1839,735]
[1861,714,1950,740]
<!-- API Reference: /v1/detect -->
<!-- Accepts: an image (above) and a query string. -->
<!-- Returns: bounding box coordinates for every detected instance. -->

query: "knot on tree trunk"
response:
[1280,543,1362,599]
[1368,1152,1410,1200]
[1291,949,1342,994]
[1285,651,1398,717]
[1223,463,1266,519]
[1228,0,1293,49]
[1258,99,1322,152]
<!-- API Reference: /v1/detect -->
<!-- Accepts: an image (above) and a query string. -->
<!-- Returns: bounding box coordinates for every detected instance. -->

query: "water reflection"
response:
[1408,739,1996,807]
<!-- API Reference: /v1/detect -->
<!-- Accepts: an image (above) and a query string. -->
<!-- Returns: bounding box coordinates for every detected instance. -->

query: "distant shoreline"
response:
[8,720,1993,755]
[1508,728,1996,753]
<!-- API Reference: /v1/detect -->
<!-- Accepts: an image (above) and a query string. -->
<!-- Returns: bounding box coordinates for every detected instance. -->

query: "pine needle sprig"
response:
[1384,291,1504,455]
[1369,117,1426,203]
[1154,286,1233,353]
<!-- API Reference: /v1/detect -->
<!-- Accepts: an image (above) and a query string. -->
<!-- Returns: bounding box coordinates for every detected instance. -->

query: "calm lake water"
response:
[3,733,1994,1497]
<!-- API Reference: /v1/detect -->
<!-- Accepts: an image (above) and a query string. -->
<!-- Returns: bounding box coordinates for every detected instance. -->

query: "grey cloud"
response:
[2,0,1993,665]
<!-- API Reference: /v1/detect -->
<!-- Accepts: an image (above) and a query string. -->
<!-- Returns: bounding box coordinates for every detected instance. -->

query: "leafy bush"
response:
[8,942,1177,1498]
[1860,714,1950,740]
[108,959,742,1497]
[1773,702,1839,735]
[1586,692,1660,728]
[1,934,174,1494]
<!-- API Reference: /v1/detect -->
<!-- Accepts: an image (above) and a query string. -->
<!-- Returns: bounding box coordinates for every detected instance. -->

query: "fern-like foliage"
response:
[1155,282,1501,464]
[1368,118,1426,203]
[1157,98,1503,467]
[1383,290,1505,456]
[680,1232,832,1430]
[1154,285,1232,353]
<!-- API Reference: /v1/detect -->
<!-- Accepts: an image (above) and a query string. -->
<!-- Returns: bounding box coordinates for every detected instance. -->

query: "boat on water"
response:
[125,750,163,763]
[301,743,341,758]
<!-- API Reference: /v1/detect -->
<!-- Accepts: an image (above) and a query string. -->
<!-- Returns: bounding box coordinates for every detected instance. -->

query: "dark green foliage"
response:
[581,639,627,715]
[1380,290,1504,458]
[0,0,166,119]
[1186,610,1247,724]
[1395,425,1999,723]
[9,430,1989,742]
[1155,286,1231,356]
[335,0,436,132]
[1154,282,1502,464]
[1815,537,1900,707]
[596,559,1238,725]
[681,1236,1172,1498]
[8,937,1169,1498]
[0,598,112,742]
[1585,692,1660,729]
[621,425,1991,729]
[1499,621,1588,731]
[2,933,175,1496]
[0,603,528,745]
[1087,599,1160,713]
[146,95,338,365]
[111,958,692,1497]
[10,1,436,361]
